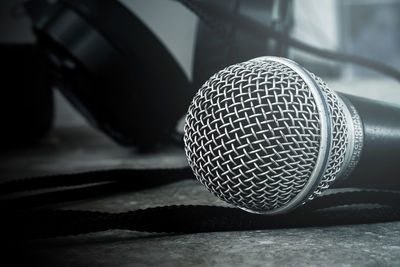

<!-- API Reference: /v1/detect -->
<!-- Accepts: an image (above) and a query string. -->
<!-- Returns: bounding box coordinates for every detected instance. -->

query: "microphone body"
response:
[334,93,400,189]
[184,56,400,215]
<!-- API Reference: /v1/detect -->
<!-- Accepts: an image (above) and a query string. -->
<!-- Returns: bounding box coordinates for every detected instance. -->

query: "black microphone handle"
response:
[334,93,400,190]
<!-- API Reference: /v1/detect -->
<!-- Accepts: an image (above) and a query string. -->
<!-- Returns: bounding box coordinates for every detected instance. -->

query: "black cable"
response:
[0,167,193,210]
[299,190,400,211]
[4,190,400,239]
[0,167,193,194]
[175,0,400,81]
[0,181,125,210]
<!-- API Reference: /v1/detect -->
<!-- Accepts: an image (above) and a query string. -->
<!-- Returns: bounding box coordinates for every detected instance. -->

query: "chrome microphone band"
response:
[336,94,364,181]
[306,73,349,200]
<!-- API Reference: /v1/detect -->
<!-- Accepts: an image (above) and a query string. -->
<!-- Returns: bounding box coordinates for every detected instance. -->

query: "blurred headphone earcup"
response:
[28,0,192,147]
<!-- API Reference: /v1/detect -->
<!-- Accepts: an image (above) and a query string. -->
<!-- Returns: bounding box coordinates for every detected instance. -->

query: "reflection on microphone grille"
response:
[184,57,349,214]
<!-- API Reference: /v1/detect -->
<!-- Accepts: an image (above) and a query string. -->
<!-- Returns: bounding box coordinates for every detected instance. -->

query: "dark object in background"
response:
[25,0,192,148]
[21,0,292,149]
[340,0,400,77]
[0,44,53,148]
[192,0,293,91]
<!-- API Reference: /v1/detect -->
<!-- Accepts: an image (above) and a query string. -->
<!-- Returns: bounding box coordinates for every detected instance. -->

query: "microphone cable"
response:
[0,167,194,210]
[1,169,400,239]
[174,0,400,82]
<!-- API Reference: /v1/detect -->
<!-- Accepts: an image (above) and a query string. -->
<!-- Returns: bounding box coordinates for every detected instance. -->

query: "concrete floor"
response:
[1,87,400,266]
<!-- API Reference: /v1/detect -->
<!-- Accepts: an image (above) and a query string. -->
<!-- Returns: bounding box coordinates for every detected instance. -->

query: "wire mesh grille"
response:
[248,58,349,200]
[184,60,324,212]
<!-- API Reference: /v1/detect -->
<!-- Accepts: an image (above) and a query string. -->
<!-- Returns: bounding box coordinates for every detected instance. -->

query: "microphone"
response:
[184,56,400,215]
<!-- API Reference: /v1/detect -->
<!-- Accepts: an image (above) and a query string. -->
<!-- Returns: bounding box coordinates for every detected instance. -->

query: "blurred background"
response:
[1,0,399,143]
[0,0,399,169]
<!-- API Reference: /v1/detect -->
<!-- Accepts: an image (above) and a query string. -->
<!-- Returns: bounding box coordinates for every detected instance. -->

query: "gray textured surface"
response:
[21,223,400,266]
[2,88,400,266]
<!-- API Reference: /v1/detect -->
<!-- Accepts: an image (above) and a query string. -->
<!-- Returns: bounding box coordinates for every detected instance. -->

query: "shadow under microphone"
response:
[183,56,400,215]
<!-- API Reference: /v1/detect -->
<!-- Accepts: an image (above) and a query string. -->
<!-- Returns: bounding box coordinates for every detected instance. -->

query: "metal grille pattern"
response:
[309,73,348,198]
[184,60,323,212]
[248,59,349,200]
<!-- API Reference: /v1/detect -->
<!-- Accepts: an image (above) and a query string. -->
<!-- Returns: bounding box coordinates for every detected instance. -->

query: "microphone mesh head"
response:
[184,57,348,214]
